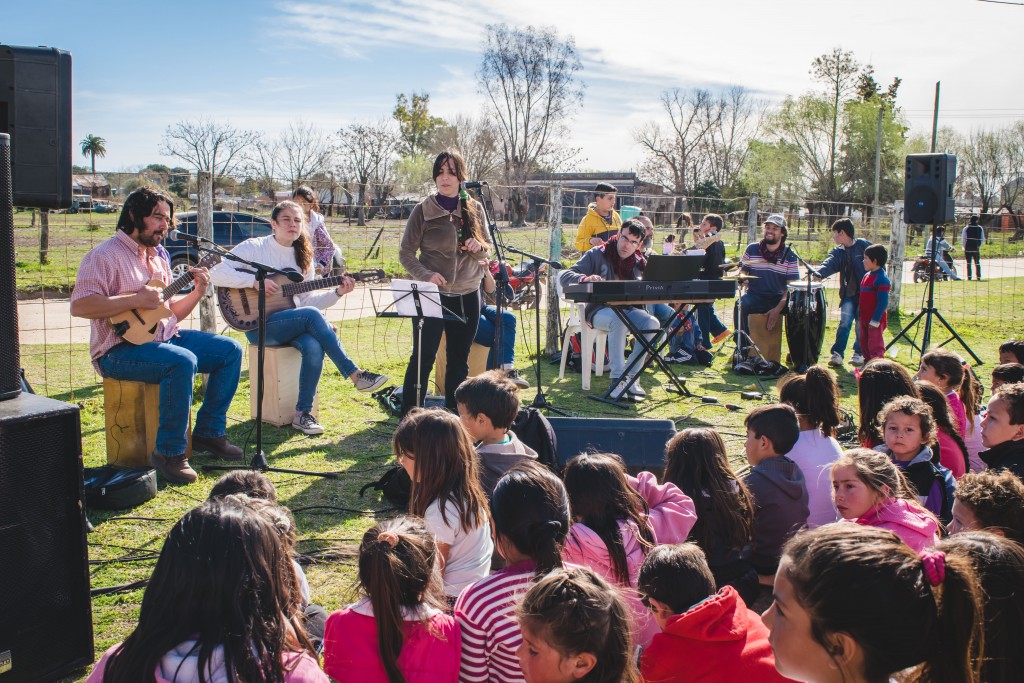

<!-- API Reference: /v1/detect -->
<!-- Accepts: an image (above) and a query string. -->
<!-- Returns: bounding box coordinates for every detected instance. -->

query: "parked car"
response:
[93,202,118,213]
[164,211,273,292]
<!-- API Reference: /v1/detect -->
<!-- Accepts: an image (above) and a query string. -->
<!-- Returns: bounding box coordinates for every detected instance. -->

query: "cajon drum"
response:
[747,313,783,363]
[104,378,192,467]
[249,345,319,426]
[433,333,490,396]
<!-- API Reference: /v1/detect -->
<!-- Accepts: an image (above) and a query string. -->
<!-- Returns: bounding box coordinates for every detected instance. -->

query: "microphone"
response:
[460,181,485,190]
[169,229,202,243]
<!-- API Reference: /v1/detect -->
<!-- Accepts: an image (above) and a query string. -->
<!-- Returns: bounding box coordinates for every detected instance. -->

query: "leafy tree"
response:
[80,134,107,176]
[393,93,444,159]
[809,47,861,202]
[741,139,806,202]
[478,24,584,225]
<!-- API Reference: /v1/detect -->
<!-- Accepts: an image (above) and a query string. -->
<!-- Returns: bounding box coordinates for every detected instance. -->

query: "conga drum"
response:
[785,282,827,368]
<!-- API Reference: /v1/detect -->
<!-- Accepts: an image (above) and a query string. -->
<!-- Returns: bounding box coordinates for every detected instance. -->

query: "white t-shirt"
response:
[424,498,494,598]
[787,430,842,528]
[662,241,675,255]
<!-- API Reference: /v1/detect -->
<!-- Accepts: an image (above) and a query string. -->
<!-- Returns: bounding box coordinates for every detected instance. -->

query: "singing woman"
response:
[398,150,490,415]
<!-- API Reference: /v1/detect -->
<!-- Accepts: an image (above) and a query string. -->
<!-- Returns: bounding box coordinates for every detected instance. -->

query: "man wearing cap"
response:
[736,214,799,359]
[574,183,622,252]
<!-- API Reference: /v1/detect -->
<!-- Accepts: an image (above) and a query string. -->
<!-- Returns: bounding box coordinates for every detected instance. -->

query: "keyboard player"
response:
[558,219,659,399]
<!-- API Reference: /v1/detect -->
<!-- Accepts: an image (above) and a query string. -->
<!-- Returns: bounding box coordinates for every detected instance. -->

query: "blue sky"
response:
[4,0,1023,174]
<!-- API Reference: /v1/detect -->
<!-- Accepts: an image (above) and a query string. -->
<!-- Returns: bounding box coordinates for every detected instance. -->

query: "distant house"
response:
[525,172,675,224]
[71,174,111,198]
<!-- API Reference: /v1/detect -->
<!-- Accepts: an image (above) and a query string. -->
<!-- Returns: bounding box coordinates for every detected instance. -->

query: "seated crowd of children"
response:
[87,341,1024,683]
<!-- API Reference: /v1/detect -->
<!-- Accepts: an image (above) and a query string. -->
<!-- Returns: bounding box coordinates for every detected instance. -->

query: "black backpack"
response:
[510,406,559,473]
[83,465,158,510]
[359,466,411,510]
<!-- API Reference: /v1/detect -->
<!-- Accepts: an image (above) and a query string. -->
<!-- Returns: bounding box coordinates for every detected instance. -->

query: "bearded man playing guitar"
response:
[70,188,244,484]
[209,200,387,436]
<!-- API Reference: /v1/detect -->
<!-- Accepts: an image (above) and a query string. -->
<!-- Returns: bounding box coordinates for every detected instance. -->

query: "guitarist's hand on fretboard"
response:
[335,275,356,296]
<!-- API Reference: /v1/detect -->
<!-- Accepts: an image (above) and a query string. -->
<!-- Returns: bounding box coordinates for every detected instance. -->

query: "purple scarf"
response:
[758,238,787,264]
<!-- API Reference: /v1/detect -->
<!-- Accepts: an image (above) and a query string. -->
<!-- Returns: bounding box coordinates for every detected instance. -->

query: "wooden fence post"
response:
[745,194,759,245]
[545,185,563,355]
[887,200,906,312]
[197,172,216,335]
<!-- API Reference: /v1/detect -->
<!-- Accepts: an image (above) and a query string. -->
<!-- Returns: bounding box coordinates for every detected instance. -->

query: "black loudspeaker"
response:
[904,153,956,225]
[0,393,93,682]
[547,417,676,477]
[0,134,21,401]
[0,45,73,209]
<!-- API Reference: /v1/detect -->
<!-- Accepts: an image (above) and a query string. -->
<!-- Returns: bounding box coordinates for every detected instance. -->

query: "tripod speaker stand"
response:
[886,224,981,365]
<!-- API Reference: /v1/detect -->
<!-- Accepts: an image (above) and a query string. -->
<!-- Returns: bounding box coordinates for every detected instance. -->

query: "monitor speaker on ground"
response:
[0,392,93,682]
[547,417,676,477]
[0,134,21,400]
[0,45,73,210]
[904,153,957,225]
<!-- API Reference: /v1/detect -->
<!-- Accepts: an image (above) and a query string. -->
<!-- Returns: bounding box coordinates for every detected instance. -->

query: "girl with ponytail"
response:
[762,524,984,683]
[917,348,982,436]
[322,517,460,683]
[455,463,571,682]
[779,366,844,527]
[398,150,490,415]
[916,380,971,478]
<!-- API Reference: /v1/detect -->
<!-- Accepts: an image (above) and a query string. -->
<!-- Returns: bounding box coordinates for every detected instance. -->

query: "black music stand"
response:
[589,301,696,408]
[373,279,466,409]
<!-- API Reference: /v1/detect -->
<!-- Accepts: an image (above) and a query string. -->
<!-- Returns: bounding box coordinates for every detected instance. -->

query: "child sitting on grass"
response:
[454,370,537,498]
[950,469,1024,543]
[637,543,790,683]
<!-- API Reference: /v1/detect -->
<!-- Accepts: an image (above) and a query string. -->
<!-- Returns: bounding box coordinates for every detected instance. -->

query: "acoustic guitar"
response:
[108,253,222,345]
[217,268,387,332]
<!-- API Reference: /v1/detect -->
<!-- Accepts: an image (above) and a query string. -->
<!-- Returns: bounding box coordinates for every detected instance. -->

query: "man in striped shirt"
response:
[736,214,799,359]
[71,188,243,484]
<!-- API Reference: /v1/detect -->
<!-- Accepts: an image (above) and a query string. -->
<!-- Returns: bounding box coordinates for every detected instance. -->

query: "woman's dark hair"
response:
[270,200,312,273]
[858,359,920,445]
[358,516,445,683]
[491,463,570,577]
[637,543,715,615]
[917,380,970,474]
[116,187,175,235]
[517,567,639,683]
[562,453,654,584]
[936,532,1024,683]
[433,150,486,246]
[779,366,841,437]
[782,524,983,683]
[101,498,313,683]
[921,349,982,428]
[292,185,319,213]
[392,408,489,534]
[663,428,753,555]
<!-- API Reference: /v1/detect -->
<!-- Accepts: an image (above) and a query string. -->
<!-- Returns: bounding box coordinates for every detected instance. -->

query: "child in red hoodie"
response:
[637,543,792,683]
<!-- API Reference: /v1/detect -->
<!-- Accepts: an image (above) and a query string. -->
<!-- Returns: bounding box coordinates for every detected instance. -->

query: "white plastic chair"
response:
[558,301,608,390]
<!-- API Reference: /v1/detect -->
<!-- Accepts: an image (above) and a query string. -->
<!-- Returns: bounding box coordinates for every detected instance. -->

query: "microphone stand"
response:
[189,238,344,480]
[505,245,568,416]
[465,182,510,376]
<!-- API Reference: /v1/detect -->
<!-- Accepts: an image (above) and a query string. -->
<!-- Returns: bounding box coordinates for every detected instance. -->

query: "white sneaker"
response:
[353,369,388,392]
[849,353,865,366]
[627,378,647,397]
[829,352,843,367]
[292,411,324,435]
[610,377,628,400]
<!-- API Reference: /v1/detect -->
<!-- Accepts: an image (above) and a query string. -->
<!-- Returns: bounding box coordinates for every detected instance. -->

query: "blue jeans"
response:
[474,305,517,369]
[98,330,243,458]
[592,306,660,378]
[936,253,958,279]
[697,302,728,348]
[649,303,702,355]
[245,307,358,413]
[831,295,862,357]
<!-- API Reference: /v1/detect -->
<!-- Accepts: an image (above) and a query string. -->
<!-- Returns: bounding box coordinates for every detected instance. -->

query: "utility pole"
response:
[873,105,884,237]
[931,82,941,153]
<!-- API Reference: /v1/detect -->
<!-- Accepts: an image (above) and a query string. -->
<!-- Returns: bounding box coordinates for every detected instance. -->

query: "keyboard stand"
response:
[589,300,695,408]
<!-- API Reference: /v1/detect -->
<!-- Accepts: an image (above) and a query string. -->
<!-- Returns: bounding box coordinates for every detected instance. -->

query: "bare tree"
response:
[335,119,400,226]
[1000,122,1024,229]
[249,135,283,200]
[432,113,503,183]
[704,86,767,191]
[955,128,1004,215]
[280,119,335,187]
[160,118,257,178]
[478,24,584,226]
[633,88,720,196]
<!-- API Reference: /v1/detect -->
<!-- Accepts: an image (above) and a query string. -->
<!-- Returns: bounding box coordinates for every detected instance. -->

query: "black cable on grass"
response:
[91,579,150,597]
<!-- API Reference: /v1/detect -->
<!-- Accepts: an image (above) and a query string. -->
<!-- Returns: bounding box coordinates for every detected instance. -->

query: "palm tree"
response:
[80,134,107,177]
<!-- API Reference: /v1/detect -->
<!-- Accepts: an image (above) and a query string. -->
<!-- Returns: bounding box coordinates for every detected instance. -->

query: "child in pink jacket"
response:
[831,449,939,552]
[561,453,697,648]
